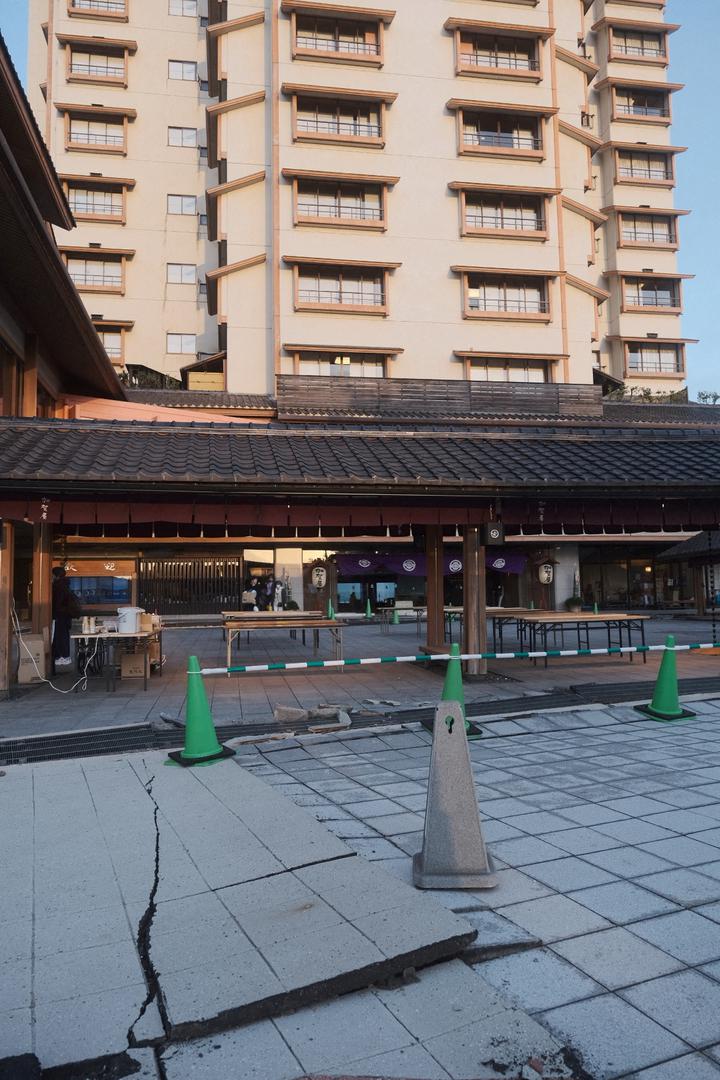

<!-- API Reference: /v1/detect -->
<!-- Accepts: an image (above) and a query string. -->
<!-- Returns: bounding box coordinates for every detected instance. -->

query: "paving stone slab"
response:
[551,926,682,990]
[628,910,720,965]
[566,881,678,924]
[621,969,720,1048]
[474,947,602,1013]
[630,1054,720,1080]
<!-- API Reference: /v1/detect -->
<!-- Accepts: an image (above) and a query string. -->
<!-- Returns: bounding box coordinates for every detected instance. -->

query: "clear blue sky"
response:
[0,0,717,398]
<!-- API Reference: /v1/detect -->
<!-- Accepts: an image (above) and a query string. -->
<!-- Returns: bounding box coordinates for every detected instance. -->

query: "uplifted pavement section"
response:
[0,750,476,1071]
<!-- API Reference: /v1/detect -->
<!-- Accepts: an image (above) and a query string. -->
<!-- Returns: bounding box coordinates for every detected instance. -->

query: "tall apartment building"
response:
[28,0,691,394]
[27,0,217,380]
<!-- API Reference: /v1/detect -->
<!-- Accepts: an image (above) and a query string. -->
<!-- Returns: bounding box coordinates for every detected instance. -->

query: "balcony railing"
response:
[619,165,670,180]
[625,291,678,307]
[101,344,123,358]
[616,102,670,118]
[298,287,384,306]
[466,211,544,231]
[463,130,541,150]
[469,296,549,313]
[69,270,122,287]
[295,34,380,56]
[629,357,681,374]
[297,117,380,138]
[622,228,673,244]
[69,198,122,216]
[70,61,125,78]
[615,43,663,58]
[463,51,539,71]
[70,0,127,11]
[297,201,382,221]
[69,130,125,146]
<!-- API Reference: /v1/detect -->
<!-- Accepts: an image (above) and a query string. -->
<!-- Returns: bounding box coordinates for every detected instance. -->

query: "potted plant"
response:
[565,596,583,613]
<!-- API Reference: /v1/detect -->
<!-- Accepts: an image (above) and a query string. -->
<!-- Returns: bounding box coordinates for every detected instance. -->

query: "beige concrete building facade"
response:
[28,0,692,394]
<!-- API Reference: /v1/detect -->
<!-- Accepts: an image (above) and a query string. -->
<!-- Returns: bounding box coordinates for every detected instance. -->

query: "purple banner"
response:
[335,552,527,577]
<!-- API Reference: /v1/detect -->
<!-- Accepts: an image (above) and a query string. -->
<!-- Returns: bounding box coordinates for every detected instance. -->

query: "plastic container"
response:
[117,606,144,634]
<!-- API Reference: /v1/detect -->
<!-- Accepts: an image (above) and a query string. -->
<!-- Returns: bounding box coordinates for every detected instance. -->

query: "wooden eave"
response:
[206,254,267,316]
[282,168,399,185]
[443,18,554,39]
[58,245,135,258]
[59,172,136,188]
[55,32,138,51]
[206,171,266,241]
[592,17,679,33]
[555,47,599,76]
[561,196,608,224]
[451,265,559,277]
[92,318,134,329]
[454,350,567,361]
[282,82,398,104]
[280,1,396,24]
[207,12,265,37]
[283,255,401,269]
[558,120,603,150]
[447,98,558,116]
[605,269,694,279]
[283,343,404,355]
[607,336,698,344]
[595,76,683,92]
[566,274,610,301]
[601,140,686,154]
[449,182,560,196]
[602,204,689,216]
[55,101,137,119]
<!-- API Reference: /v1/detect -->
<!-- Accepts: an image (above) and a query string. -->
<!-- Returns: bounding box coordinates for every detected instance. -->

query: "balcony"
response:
[614,40,664,59]
[68,194,123,219]
[282,3,394,66]
[627,345,684,375]
[463,128,541,150]
[616,95,670,119]
[623,277,682,313]
[68,266,122,290]
[469,295,549,314]
[297,116,380,139]
[297,200,382,222]
[285,85,397,147]
[297,284,384,307]
[296,33,379,56]
[68,0,128,15]
[286,255,399,315]
[455,269,554,321]
[449,100,554,158]
[463,50,539,72]
[618,161,670,182]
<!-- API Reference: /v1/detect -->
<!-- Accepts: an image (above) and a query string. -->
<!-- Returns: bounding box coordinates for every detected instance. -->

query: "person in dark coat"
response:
[52,567,81,667]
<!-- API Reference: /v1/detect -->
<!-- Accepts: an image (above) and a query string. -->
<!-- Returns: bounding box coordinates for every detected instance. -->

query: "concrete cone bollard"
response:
[167,656,236,766]
[635,635,696,722]
[413,700,496,889]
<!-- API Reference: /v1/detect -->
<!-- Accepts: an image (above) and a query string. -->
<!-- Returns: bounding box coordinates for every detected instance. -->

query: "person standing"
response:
[51,567,81,668]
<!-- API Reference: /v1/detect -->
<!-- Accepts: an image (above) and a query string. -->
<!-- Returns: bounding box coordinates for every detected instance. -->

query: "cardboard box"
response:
[17,633,47,684]
[149,641,161,665]
[139,613,154,632]
[121,652,146,679]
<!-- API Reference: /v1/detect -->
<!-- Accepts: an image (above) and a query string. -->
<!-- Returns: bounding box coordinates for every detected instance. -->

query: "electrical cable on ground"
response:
[11,600,100,694]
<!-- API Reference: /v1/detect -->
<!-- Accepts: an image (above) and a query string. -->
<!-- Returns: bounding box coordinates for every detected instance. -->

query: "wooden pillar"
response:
[425,525,445,650]
[694,565,706,617]
[1,352,19,417]
[463,526,488,677]
[32,524,53,670]
[0,522,15,696]
[21,334,38,418]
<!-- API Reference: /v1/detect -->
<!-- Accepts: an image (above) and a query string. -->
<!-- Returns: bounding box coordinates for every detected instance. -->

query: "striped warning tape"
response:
[196,642,720,677]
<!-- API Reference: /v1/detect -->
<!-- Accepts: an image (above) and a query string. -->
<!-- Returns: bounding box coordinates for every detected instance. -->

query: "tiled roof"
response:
[604,403,720,426]
[1,417,720,496]
[124,389,275,411]
[661,530,720,560]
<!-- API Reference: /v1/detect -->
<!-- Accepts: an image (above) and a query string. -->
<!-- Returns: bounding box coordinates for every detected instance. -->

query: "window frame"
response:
[167,262,198,284]
[291,261,393,316]
[610,84,672,126]
[293,350,388,378]
[455,185,550,240]
[290,11,385,68]
[168,59,198,81]
[616,210,678,251]
[63,252,128,294]
[168,0,198,15]
[65,42,129,87]
[291,175,389,231]
[291,92,388,148]
[607,24,669,66]
[620,274,683,315]
[168,125,198,147]
[614,147,676,189]
[624,341,686,379]
[453,27,544,82]
[458,270,553,322]
[167,193,198,215]
[64,109,130,154]
[166,332,197,355]
[456,106,545,160]
[67,0,129,22]
[62,176,130,224]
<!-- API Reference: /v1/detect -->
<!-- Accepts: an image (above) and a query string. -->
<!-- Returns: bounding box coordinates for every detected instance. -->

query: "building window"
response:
[464,274,550,318]
[68,0,128,15]
[167,263,197,284]
[96,329,123,360]
[295,95,383,144]
[69,48,126,82]
[612,28,666,61]
[615,88,670,120]
[620,213,675,246]
[470,359,547,383]
[68,117,125,150]
[295,265,386,312]
[295,179,384,228]
[623,277,681,311]
[460,109,542,154]
[463,192,545,236]
[167,194,197,215]
[294,15,382,62]
[627,342,684,375]
[168,126,197,147]
[297,352,385,377]
[169,0,198,13]
[67,185,124,221]
[66,256,123,292]
[168,60,198,81]
[167,333,196,354]
[617,149,673,184]
[458,32,539,75]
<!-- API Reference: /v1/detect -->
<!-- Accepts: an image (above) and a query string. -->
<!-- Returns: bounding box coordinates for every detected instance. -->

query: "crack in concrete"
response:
[127,776,170,1053]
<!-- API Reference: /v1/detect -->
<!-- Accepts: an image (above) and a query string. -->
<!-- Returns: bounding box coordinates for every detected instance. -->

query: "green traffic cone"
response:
[593,602,599,615]
[167,656,236,766]
[635,635,696,722]
[365,597,372,618]
[327,599,335,620]
[529,599,535,610]
[392,608,400,626]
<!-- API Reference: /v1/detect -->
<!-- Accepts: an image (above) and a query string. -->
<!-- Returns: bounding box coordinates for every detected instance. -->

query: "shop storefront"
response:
[580,544,694,610]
